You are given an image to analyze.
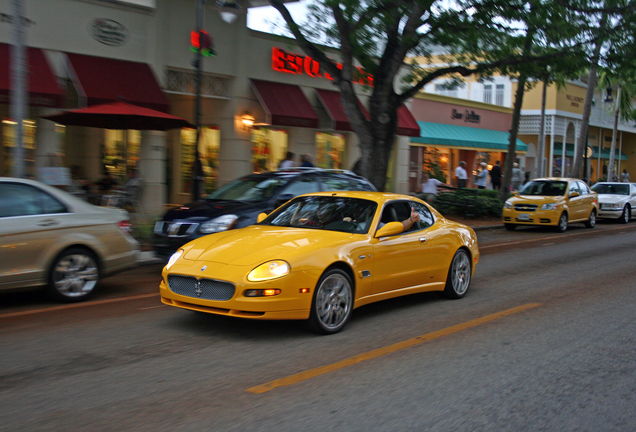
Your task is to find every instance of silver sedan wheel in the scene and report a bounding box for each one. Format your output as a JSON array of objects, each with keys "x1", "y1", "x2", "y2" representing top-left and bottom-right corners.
[
  {"x1": 310, "y1": 270, "x2": 353, "y2": 334},
  {"x1": 50, "y1": 251, "x2": 99, "y2": 301}
]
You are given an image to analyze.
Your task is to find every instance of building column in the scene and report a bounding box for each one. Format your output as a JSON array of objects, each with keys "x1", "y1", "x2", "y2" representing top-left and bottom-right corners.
[
  {"x1": 139, "y1": 130, "x2": 167, "y2": 217},
  {"x1": 34, "y1": 109, "x2": 61, "y2": 177}
]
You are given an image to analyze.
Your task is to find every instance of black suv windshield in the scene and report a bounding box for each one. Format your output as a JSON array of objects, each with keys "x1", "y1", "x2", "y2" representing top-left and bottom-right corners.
[
  {"x1": 519, "y1": 181, "x2": 567, "y2": 196},
  {"x1": 591, "y1": 183, "x2": 629, "y2": 195},
  {"x1": 260, "y1": 196, "x2": 378, "y2": 234},
  {"x1": 207, "y1": 174, "x2": 292, "y2": 202}
]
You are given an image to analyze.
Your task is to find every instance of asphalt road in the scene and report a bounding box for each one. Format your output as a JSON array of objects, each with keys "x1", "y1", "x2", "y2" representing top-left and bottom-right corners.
[{"x1": 1, "y1": 221, "x2": 635, "y2": 431}]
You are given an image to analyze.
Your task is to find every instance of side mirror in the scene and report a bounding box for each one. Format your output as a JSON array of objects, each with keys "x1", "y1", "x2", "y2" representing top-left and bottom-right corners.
[
  {"x1": 569, "y1": 191, "x2": 580, "y2": 198},
  {"x1": 257, "y1": 213, "x2": 268, "y2": 223},
  {"x1": 375, "y1": 221, "x2": 404, "y2": 238}
]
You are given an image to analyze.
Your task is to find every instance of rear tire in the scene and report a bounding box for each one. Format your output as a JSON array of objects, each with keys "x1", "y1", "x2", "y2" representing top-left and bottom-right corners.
[
  {"x1": 47, "y1": 247, "x2": 100, "y2": 303},
  {"x1": 443, "y1": 249, "x2": 471, "y2": 299},
  {"x1": 504, "y1": 223, "x2": 516, "y2": 231},
  {"x1": 620, "y1": 205, "x2": 631, "y2": 224},
  {"x1": 308, "y1": 269, "x2": 353, "y2": 335},
  {"x1": 555, "y1": 212, "x2": 568, "y2": 233},
  {"x1": 584, "y1": 209, "x2": 596, "y2": 228}
]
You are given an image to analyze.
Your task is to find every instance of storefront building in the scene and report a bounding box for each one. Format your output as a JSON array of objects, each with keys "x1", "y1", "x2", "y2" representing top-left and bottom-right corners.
[
  {"x1": 0, "y1": 0, "x2": 420, "y2": 216},
  {"x1": 407, "y1": 93, "x2": 528, "y2": 191}
]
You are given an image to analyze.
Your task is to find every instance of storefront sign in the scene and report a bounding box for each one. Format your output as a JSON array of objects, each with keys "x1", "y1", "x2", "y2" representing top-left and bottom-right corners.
[
  {"x1": 90, "y1": 18, "x2": 128, "y2": 46},
  {"x1": 451, "y1": 109, "x2": 481, "y2": 124},
  {"x1": 566, "y1": 94, "x2": 584, "y2": 107},
  {"x1": 272, "y1": 47, "x2": 373, "y2": 86}
]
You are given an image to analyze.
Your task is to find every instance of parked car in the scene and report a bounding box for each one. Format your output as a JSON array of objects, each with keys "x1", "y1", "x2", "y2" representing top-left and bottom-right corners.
[
  {"x1": 590, "y1": 182, "x2": 636, "y2": 223},
  {"x1": 0, "y1": 178, "x2": 140, "y2": 302},
  {"x1": 153, "y1": 168, "x2": 376, "y2": 260},
  {"x1": 502, "y1": 177, "x2": 598, "y2": 232},
  {"x1": 160, "y1": 191, "x2": 479, "y2": 334}
]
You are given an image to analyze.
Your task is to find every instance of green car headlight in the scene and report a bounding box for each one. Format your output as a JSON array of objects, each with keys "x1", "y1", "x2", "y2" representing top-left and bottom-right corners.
[{"x1": 248, "y1": 260, "x2": 290, "y2": 282}]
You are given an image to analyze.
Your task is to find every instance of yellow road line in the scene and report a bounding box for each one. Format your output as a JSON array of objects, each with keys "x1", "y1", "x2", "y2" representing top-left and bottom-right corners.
[
  {"x1": 246, "y1": 302, "x2": 541, "y2": 394},
  {"x1": 0, "y1": 293, "x2": 159, "y2": 319}
]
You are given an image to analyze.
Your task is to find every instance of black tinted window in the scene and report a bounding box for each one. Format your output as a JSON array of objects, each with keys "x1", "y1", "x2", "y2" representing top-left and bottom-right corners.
[
  {"x1": 280, "y1": 176, "x2": 321, "y2": 197},
  {"x1": 0, "y1": 183, "x2": 67, "y2": 217}
]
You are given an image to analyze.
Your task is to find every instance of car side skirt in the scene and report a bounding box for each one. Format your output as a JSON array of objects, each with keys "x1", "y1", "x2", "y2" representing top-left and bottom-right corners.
[{"x1": 354, "y1": 282, "x2": 446, "y2": 309}]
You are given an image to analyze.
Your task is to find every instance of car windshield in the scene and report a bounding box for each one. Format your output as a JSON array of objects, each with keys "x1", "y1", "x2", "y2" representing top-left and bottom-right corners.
[
  {"x1": 260, "y1": 196, "x2": 378, "y2": 234},
  {"x1": 519, "y1": 181, "x2": 567, "y2": 196},
  {"x1": 206, "y1": 175, "x2": 291, "y2": 203},
  {"x1": 591, "y1": 183, "x2": 629, "y2": 195}
]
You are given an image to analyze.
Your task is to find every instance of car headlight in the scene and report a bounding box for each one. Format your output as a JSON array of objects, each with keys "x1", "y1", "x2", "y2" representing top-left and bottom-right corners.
[
  {"x1": 541, "y1": 203, "x2": 558, "y2": 210},
  {"x1": 166, "y1": 249, "x2": 183, "y2": 270},
  {"x1": 199, "y1": 214, "x2": 238, "y2": 234},
  {"x1": 247, "y1": 260, "x2": 290, "y2": 282},
  {"x1": 504, "y1": 201, "x2": 512, "y2": 209},
  {"x1": 603, "y1": 203, "x2": 621, "y2": 209}
]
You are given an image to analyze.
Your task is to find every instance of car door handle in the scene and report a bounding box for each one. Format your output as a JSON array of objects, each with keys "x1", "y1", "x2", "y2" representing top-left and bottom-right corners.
[
  {"x1": 419, "y1": 237, "x2": 427, "y2": 243},
  {"x1": 38, "y1": 219, "x2": 59, "y2": 227}
]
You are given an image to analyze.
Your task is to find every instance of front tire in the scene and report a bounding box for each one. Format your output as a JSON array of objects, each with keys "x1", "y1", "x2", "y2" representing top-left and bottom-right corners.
[
  {"x1": 556, "y1": 212, "x2": 568, "y2": 233},
  {"x1": 47, "y1": 247, "x2": 100, "y2": 303},
  {"x1": 443, "y1": 249, "x2": 471, "y2": 299},
  {"x1": 308, "y1": 269, "x2": 353, "y2": 335},
  {"x1": 620, "y1": 205, "x2": 631, "y2": 224},
  {"x1": 584, "y1": 209, "x2": 596, "y2": 228}
]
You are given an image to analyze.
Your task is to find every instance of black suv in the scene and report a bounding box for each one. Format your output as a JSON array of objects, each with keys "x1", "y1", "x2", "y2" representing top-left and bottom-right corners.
[{"x1": 153, "y1": 168, "x2": 376, "y2": 259}]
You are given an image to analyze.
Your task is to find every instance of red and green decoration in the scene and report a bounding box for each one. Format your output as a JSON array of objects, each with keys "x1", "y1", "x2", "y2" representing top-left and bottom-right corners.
[{"x1": 191, "y1": 30, "x2": 215, "y2": 57}]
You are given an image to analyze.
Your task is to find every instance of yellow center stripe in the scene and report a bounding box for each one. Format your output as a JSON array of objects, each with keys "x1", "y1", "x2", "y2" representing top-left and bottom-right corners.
[{"x1": 246, "y1": 303, "x2": 541, "y2": 394}]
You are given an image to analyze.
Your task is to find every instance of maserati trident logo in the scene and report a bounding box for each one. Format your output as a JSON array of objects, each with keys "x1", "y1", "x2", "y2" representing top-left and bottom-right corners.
[{"x1": 194, "y1": 279, "x2": 203, "y2": 297}]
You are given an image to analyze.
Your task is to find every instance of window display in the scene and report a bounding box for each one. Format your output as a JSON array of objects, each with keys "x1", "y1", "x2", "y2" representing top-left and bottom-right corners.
[
  {"x1": 316, "y1": 132, "x2": 345, "y2": 169},
  {"x1": 251, "y1": 128, "x2": 288, "y2": 172},
  {"x1": 180, "y1": 127, "x2": 220, "y2": 194}
]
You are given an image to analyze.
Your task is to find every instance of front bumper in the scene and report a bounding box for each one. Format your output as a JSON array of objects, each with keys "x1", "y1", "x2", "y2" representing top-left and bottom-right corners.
[
  {"x1": 159, "y1": 259, "x2": 317, "y2": 320},
  {"x1": 597, "y1": 208, "x2": 623, "y2": 219},
  {"x1": 502, "y1": 208, "x2": 560, "y2": 226}
]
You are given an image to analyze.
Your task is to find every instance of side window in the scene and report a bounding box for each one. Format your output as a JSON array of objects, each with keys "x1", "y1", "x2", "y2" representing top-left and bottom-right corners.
[
  {"x1": 568, "y1": 182, "x2": 580, "y2": 195},
  {"x1": 0, "y1": 183, "x2": 66, "y2": 217},
  {"x1": 577, "y1": 181, "x2": 590, "y2": 195},
  {"x1": 410, "y1": 201, "x2": 435, "y2": 229},
  {"x1": 320, "y1": 174, "x2": 350, "y2": 191},
  {"x1": 280, "y1": 176, "x2": 320, "y2": 197},
  {"x1": 346, "y1": 178, "x2": 375, "y2": 191}
]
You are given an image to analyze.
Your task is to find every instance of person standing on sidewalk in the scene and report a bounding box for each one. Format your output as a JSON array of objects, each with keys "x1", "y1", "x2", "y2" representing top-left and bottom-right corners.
[
  {"x1": 490, "y1": 160, "x2": 502, "y2": 190},
  {"x1": 455, "y1": 161, "x2": 468, "y2": 188},
  {"x1": 511, "y1": 162, "x2": 523, "y2": 191},
  {"x1": 476, "y1": 162, "x2": 489, "y2": 189}
]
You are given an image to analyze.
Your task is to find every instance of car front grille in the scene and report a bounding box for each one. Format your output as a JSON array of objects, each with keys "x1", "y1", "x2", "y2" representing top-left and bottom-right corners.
[
  {"x1": 155, "y1": 221, "x2": 200, "y2": 237},
  {"x1": 514, "y1": 204, "x2": 538, "y2": 212},
  {"x1": 167, "y1": 275, "x2": 235, "y2": 301}
]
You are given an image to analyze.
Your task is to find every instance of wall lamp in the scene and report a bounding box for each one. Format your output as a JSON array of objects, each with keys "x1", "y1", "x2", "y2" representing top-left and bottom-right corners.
[
  {"x1": 604, "y1": 87, "x2": 614, "y2": 103},
  {"x1": 241, "y1": 111, "x2": 255, "y2": 130}
]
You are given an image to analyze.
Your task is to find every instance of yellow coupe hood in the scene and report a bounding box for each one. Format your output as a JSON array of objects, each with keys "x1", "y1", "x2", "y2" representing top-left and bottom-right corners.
[{"x1": 183, "y1": 225, "x2": 353, "y2": 265}]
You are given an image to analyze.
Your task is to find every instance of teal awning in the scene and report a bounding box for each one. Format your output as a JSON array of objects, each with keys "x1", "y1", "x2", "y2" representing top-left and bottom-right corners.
[
  {"x1": 554, "y1": 143, "x2": 627, "y2": 161},
  {"x1": 411, "y1": 121, "x2": 528, "y2": 152}
]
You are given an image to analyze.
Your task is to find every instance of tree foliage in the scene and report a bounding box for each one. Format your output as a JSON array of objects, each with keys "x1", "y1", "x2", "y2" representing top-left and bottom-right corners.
[{"x1": 268, "y1": 0, "x2": 636, "y2": 192}]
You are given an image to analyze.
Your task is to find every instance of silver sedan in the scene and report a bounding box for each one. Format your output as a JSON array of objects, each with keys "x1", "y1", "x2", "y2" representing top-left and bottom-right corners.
[
  {"x1": 0, "y1": 177, "x2": 139, "y2": 302},
  {"x1": 590, "y1": 182, "x2": 636, "y2": 223}
]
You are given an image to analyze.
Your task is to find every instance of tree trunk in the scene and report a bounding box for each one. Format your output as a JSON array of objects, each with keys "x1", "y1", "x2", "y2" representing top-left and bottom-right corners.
[
  {"x1": 607, "y1": 85, "x2": 621, "y2": 182},
  {"x1": 499, "y1": 72, "x2": 528, "y2": 201},
  {"x1": 571, "y1": 40, "x2": 603, "y2": 178},
  {"x1": 537, "y1": 80, "x2": 547, "y2": 178}
]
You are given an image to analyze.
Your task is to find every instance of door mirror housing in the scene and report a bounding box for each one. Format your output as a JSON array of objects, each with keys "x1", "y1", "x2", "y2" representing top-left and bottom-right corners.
[
  {"x1": 375, "y1": 221, "x2": 404, "y2": 238},
  {"x1": 257, "y1": 213, "x2": 268, "y2": 223},
  {"x1": 569, "y1": 191, "x2": 580, "y2": 198}
]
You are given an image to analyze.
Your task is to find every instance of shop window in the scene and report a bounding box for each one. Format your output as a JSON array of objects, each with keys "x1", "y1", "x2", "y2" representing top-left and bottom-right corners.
[
  {"x1": 316, "y1": 132, "x2": 345, "y2": 169},
  {"x1": 251, "y1": 128, "x2": 288, "y2": 172},
  {"x1": 180, "y1": 127, "x2": 221, "y2": 194},
  {"x1": 103, "y1": 130, "x2": 141, "y2": 182},
  {"x1": 1, "y1": 119, "x2": 37, "y2": 178}
]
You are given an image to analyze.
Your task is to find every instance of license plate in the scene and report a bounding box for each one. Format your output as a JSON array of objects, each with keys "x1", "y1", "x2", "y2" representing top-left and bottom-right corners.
[{"x1": 518, "y1": 213, "x2": 530, "y2": 221}]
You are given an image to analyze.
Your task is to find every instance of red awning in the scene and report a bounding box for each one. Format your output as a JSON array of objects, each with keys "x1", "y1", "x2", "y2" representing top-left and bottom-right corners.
[
  {"x1": 66, "y1": 52, "x2": 169, "y2": 113},
  {"x1": 250, "y1": 79, "x2": 319, "y2": 129},
  {"x1": 0, "y1": 43, "x2": 64, "y2": 108},
  {"x1": 397, "y1": 104, "x2": 420, "y2": 137},
  {"x1": 315, "y1": 88, "x2": 369, "y2": 132}
]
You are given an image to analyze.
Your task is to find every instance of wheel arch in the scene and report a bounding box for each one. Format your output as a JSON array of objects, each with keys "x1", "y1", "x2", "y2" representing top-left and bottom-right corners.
[{"x1": 320, "y1": 262, "x2": 356, "y2": 298}]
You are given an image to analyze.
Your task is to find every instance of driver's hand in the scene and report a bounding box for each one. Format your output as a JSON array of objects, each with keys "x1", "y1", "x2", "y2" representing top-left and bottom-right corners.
[{"x1": 410, "y1": 207, "x2": 420, "y2": 222}]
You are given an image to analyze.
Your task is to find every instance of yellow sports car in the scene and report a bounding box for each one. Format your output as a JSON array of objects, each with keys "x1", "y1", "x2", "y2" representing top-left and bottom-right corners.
[
  {"x1": 502, "y1": 178, "x2": 598, "y2": 232},
  {"x1": 160, "y1": 191, "x2": 479, "y2": 334}
]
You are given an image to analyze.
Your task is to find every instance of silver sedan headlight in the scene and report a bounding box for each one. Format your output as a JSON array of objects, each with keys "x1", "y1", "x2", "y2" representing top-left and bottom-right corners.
[
  {"x1": 199, "y1": 214, "x2": 238, "y2": 234},
  {"x1": 504, "y1": 201, "x2": 512, "y2": 209},
  {"x1": 602, "y1": 203, "x2": 621, "y2": 209},
  {"x1": 541, "y1": 203, "x2": 558, "y2": 210}
]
